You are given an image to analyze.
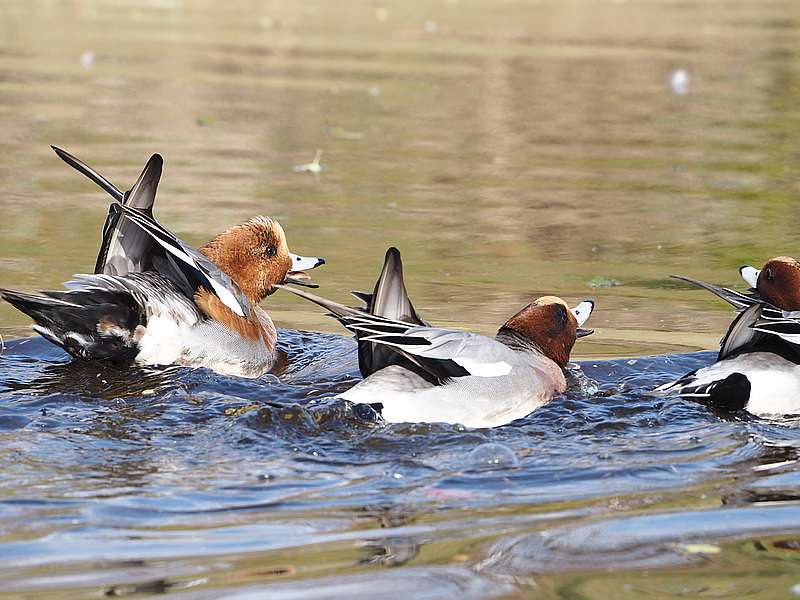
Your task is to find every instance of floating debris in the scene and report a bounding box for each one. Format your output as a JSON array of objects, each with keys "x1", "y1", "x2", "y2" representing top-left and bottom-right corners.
[
  {"x1": 293, "y1": 149, "x2": 324, "y2": 174},
  {"x1": 669, "y1": 68, "x2": 690, "y2": 95},
  {"x1": 587, "y1": 275, "x2": 623, "y2": 288},
  {"x1": 195, "y1": 116, "x2": 214, "y2": 127},
  {"x1": 80, "y1": 51, "x2": 95, "y2": 69},
  {"x1": 424, "y1": 20, "x2": 439, "y2": 34},
  {"x1": 368, "y1": 85, "x2": 381, "y2": 97},
  {"x1": 674, "y1": 543, "x2": 721, "y2": 555},
  {"x1": 259, "y1": 15, "x2": 281, "y2": 30},
  {"x1": 224, "y1": 403, "x2": 262, "y2": 417},
  {"x1": 326, "y1": 126, "x2": 364, "y2": 140}
]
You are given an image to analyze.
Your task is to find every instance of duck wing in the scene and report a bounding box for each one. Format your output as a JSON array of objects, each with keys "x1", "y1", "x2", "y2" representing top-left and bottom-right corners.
[
  {"x1": 51, "y1": 146, "x2": 163, "y2": 277},
  {"x1": 112, "y1": 203, "x2": 251, "y2": 318}
]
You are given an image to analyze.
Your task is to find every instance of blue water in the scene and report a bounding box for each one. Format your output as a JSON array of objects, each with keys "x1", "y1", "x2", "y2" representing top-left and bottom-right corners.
[{"x1": 1, "y1": 333, "x2": 800, "y2": 598}]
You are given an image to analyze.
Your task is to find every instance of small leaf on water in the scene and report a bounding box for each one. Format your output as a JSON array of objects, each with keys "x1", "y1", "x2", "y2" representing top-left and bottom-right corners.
[{"x1": 675, "y1": 543, "x2": 721, "y2": 554}]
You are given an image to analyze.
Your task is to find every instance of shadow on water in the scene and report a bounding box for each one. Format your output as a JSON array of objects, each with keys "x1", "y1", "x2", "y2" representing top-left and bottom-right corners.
[{"x1": 1, "y1": 332, "x2": 800, "y2": 598}]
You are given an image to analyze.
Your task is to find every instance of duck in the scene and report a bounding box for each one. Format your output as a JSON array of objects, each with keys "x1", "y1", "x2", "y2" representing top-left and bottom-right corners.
[
  {"x1": 0, "y1": 148, "x2": 325, "y2": 378},
  {"x1": 277, "y1": 247, "x2": 595, "y2": 428},
  {"x1": 654, "y1": 258, "x2": 800, "y2": 415}
]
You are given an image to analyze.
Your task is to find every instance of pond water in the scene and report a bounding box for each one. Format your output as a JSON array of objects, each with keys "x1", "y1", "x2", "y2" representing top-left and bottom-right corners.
[{"x1": 1, "y1": 0, "x2": 800, "y2": 597}]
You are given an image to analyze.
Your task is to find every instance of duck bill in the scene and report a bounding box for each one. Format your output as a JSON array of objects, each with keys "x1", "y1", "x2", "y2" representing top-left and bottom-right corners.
[
  {"x1": 284, "y1": 253, "x2": 326, "y2": 288},
  {"x1": 571, "y1": 300, "x2": 595, "y2": 340},
  {"x1": 739, "y1": 265, "x2": 760, "y2": 291}
]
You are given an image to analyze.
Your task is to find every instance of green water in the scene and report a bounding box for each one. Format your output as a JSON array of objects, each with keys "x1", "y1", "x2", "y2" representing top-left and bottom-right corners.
[{"x1": 2, "y1": 0, "x2": 799, "y2": 355}]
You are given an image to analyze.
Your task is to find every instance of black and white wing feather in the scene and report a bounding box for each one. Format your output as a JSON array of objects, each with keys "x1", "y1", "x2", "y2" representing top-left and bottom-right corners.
[
  {"x1": 718, "y1": 303, "x2": 766, "y2": 360},
  {"x1": 95, "y1": 154, "x2": 163, "y2": 276},
  {"x1": 352, "y1": 247, "x2": 429, "y2": 326},
  {"x1": 51, "y1": 146, "x2": 163, "y2": 277},
  {"x1": 350, "y1": 247, "x2": 430, "y2": 378},
  {"x1": 112, "y1": 204, "x2": 251, "y2": 318},
  {"x1": 750, "y1": 305, "x2": 800, "y2": 345},
  {"x1": 277, "y1": 285, "x2": 513, "y2": 384}
]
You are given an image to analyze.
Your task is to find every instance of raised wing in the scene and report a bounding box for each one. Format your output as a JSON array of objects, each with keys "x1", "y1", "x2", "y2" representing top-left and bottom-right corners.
[
  {"x1": 349, "y1": 247, "x2": 430, "y2": 378},
  {"x1": 113, "y1": 204, "x2": 251, "y2": 318},
  {"x1": 671, "y1": 274, "x2": 800, "y2": 349},
  {"x1": 51, "y1": 146, "x2": 163, "y2": 277},
  {"x1": 95, "y1": 154, "x2": 163, "y2": 276},
  {"x1": 353, "y1": 247, "x2": 428, "y2": 325}
]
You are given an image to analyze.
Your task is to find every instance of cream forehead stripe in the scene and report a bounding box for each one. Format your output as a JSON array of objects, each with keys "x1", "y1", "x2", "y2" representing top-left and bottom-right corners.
[{"x1": 533, "y1": 296, "x2": 568, "y2": 307}]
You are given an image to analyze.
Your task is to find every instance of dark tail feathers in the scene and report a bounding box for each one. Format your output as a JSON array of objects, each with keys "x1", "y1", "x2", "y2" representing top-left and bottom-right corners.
[{"x1": 0, "y1": 287, "x2": 146, "y2": 363}]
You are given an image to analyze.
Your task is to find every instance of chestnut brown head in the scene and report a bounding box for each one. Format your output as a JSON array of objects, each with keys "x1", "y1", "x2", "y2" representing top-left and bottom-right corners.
[
  {"x1": 200, "y1": 216, "x2": 324, "y2": 302},
  {"x1": 497, "y1": 296, "x2": 594, "y2": 367},
  {"x1": 741, "y1": 256, "x2": 800, "y2": 311}
]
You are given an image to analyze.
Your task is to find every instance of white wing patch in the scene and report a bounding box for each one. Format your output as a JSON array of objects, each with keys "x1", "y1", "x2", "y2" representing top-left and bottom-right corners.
[{"x1": 453, "y1": 357, "x2": 512, "y2": 377}]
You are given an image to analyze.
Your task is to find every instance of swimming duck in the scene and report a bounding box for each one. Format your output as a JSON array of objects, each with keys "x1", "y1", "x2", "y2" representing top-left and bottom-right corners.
[
  {"x1": 654, "y1": 259, "x2": 800, "y2": 415},
  {"x1": 277, "y1": 247, "x2": 594, "y2": 428},
  {"x1": 0, "y1": 149, "x2": 324, "y2": 377}
]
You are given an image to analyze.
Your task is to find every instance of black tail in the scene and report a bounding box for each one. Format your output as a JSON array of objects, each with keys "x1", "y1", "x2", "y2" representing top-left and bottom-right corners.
[
  {"x1": 354, "y1": 247, "x2": 428, "y2": 326},
  {"x1": 0, "y1": 286, "x2": 146, "y2": 364},
  {"x1": 277, "y1": 247, "x2": 433, "y2": 381},
  {"x1": 349, "y1": 248, "x2": 427, "y2": 377}
]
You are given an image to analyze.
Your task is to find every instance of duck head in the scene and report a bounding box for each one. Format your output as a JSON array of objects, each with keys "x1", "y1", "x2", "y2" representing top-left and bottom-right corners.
[
  {"x1": 741, "y1": 256, "x2": 800, "y2": 311},
  {"x1": 200, "y1": 216, "x2": 324, "y2": 303},
  {"x1": 496, "y1": 296, "x2": 594, "y2": 367}
]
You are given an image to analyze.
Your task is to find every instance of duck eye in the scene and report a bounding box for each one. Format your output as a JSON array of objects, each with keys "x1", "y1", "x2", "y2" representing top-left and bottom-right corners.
[
  {"x1": 555, "y1": 305, "x2": 568, "y2": 327},
  {"x1": 265, "y1": 245, "x2": 277, "y2": 258}
]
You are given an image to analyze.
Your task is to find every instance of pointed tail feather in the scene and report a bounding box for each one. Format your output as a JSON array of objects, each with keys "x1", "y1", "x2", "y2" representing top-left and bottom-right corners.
[
  {"x1": 670, "y1": 275, "x2": 759, "y2": 310},
  {"x1": 273, "y1": 284, "x2": 365, "y2": 322},
  {"x1": 51, "y1": 145, "x2": 124, "y2": 202},
  {"x1": 370, "y1": 247, "x2": 428, "y2": 326}
]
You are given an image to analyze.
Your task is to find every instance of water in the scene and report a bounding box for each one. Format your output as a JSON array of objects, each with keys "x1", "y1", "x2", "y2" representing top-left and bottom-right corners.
[{"x1": 1, "y1": 0, "x2": 800, "y2": 597}]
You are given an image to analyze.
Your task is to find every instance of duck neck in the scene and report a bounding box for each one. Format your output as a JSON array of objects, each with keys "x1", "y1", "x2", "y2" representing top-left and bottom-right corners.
[{"x1": 495, "y1": 327, "x2": 544, "y2": 356}]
